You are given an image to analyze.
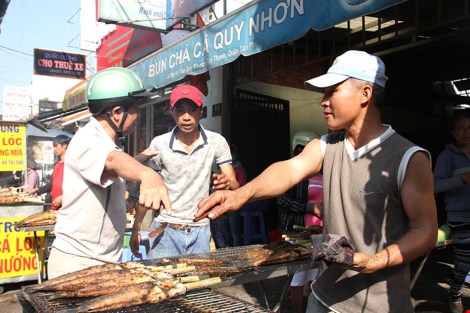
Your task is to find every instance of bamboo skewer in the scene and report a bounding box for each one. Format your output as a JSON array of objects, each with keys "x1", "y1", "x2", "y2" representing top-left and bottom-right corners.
[
  {"x1": 183, "y1": 277, "x2": 222, "y2": 291},
  {"x1": 179, "y1": 275, "x2": 211, "y2": 283},
  {"x1": 149, "y1": 263, "x2": 188, "y2": 271},
  {"x1": 165, "y1": 265, "x2": 196, "y2": 275}
]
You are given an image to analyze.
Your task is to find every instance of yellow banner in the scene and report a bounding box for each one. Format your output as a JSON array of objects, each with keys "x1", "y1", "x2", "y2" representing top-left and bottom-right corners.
[
  {"x1": 0, "y1": 217, "x2": 45, "y2": 279},
  {"x1": 0, "y1": 122, "x2": 27, "y2": 172}
]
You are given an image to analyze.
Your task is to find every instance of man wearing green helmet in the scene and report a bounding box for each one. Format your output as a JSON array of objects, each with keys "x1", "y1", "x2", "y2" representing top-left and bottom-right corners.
[{"x1": 48, "y1": 67, "x2": 171, "y2": 279}]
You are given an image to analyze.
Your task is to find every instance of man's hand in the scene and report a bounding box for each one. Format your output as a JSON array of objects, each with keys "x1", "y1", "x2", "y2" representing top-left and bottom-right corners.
[
  {"x1": 130, "y1": 229, "x2": 142, "y2": 258},
  {"x1": 348, "y1": 250, "x2": 392, "y2": 274},
  {"x1": 461, "y1": 171, "x2": 470, "y2": 184},
  {"x1": 26, "y1": 188, "x2": 39, "y2": 195},
  {"x1": 52, "y1": 195, "x2": 63, "y2": 208},
  {"x1": 197, "y1": 189, "x2": 248, "y2": 220},
  {"x1": 212, "y1": 173, "x2": 231, "y2": 190},
  {"x1": 139, "y1": 170, "x2": 172, "y2": 214},
  {"x1": 134, "y1": 148, "x2": 159, "y2": 163}
]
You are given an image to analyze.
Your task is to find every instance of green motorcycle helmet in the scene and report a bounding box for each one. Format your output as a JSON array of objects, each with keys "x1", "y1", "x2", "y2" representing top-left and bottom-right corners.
[{"x1": 86, "y1": 67, "x2": 153, "y2": 115}]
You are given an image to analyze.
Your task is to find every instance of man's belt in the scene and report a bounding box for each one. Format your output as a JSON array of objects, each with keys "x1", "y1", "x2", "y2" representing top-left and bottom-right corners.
[{"x1": 148, "y1": 222, "x2": 195, "y2": 238}]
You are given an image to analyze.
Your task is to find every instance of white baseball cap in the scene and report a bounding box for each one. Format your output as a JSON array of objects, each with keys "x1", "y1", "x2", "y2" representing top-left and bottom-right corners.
[{"x1": 305, "y1": 50, "x2": 388, "y2": 91}]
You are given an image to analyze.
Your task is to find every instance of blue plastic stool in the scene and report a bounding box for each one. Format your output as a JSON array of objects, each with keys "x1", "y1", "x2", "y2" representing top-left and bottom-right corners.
[
  {"x1": 122, "y1": 245, "x2": 147, "y2": 262},
  {"x1": 121, "y1": 231, "x2": 149, "y2": 262},
  {"x1": 241, "y1": 200, "x2": 269, "y2": 245}
]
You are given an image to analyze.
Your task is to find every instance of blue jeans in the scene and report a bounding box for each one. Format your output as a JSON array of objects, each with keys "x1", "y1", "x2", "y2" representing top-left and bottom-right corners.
[
  {"x1": 148, "y1": 221, "x2": 211, "y2": 259},
  {"x1": 220, "y1": 211, "x2": 242, "y2": 247}
]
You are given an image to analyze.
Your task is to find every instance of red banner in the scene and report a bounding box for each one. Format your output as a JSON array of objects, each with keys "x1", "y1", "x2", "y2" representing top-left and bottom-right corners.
[{"x1": 97, "y1": 25, "x2": 162, "y2": 71}]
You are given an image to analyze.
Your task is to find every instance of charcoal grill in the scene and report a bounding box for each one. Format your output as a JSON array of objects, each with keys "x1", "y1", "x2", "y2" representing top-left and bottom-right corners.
[
  {"x1": 21, "y1": 244, "x2": 316, "y2": 312},
  {"x1": 145, "y1": 244, "x2": 316, "y2": 286},
  {"x1": 21, "y1": 287, "x2": 272, "y2": 313},
  {"x1": 145, "y1": 244, "x2": 317, "y2": 312}
]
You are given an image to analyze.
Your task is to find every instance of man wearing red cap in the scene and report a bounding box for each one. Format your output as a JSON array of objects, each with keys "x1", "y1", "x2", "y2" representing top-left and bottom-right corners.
[{"x1": 131, "y1": 84, "x2": 239, "y2": 258}]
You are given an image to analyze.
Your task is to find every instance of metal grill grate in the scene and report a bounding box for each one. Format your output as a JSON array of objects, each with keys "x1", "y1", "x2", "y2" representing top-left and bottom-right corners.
[
  {"x1": 21, "y1": 287, "x2": 273, "y2": 313},
  {"x1": 145, "y1": 244, "x2": 312, "y2": 271},
  {"x1": 21, "y1": 244, "x2": 315, "y2": 312}
]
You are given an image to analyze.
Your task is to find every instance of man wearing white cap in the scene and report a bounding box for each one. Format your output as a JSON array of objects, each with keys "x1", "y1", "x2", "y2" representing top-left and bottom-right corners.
[{"x1": 197, "y1": 50, "x2": 437, "y2": 312}]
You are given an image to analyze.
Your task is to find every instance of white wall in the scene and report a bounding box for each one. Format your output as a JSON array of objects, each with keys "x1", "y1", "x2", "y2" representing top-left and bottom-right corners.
[{"x1": 199, "y1": 67, "x2": 223, "y2": 133}]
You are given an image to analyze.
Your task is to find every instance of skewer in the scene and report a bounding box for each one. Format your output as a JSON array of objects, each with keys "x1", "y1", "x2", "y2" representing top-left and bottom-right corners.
[
  {"x1": 289, "y1": 239, "x2": 312, "y2": 245},
  {"x1": 183, "y1": 277, "x2": 222, "y2": 291},
  {"x1": 165, "y1": 265, "x2": 196, "y2": 275},
  {"x1": 179, "y1": 275, "x2": 210, "y2": 283},
  {"x1": 148, "y1": 263, "x2": 188, "y2": 271}
]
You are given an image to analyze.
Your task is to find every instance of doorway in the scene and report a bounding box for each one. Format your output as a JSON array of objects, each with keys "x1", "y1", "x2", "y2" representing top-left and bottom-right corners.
[{"x1": 229, "y1": 89, "x2": 290, "y2": 182}]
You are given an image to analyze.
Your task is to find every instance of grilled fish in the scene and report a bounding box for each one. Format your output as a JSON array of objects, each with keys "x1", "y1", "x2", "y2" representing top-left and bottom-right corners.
[
  {"x1": 162, "y1": 257, "x2": 226, "y2": 266},
  {"x1": 39, "y1": 267, "x2": 173, "y2": 292},
  {"x1": 28, "y1": 263, "x2": 123, "y2": 293},
  {"x1": 16, "y1": 210, "x2": 56, "y2": 227},
  {"x1": 192, "y1": 266, "x2": 245, "y2": 277},
  {"x1": 76, "y1": 277, "x2": 222, "y2": 312},
  {"x1": 238, "y1": 240, "x2": 311, "y2": 266},
  {"x1": 76, "y1": 281, "x2": 186, "y2": 312},
  {"x1": 47, "y1": 272, "x2": 173, "y2": 299}
]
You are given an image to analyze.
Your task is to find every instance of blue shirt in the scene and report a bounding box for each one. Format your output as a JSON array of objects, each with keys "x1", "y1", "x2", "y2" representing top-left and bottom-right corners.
[{"x1": 434, "y1": 143, "x2": 470, "y2": 222}]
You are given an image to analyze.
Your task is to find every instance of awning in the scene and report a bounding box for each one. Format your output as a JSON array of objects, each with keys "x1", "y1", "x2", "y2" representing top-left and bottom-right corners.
[
  {"x1": 130, "y1": 0, "x2": 404, "y2": 90},
  {"x1": 26, "y1": 124, "x2": 72, "y2": 138},
  {"x1": 37, "y1": 105, "x2": 89, "y2": 124},
  {"x1": 62, "y1": 109, "x2": 92, "y2": 126}
]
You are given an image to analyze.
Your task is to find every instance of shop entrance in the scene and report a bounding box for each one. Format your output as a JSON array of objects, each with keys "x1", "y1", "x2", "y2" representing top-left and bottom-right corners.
[{"x1": 230, "y1": 89, "x2": 290, "y2": 182}]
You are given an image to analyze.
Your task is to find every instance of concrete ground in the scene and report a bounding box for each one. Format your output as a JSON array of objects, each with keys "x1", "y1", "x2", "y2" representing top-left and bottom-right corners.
[{"x1": 0, "y1": 243, "x2": 469, "y2": 313}]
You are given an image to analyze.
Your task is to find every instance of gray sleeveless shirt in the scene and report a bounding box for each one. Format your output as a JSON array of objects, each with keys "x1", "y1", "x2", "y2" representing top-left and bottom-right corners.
[{"x1": 312, "y1": 127, "x2": 429, "y2": 313}]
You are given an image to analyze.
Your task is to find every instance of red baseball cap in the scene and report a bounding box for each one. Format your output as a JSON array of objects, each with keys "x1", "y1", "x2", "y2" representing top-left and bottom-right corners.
[{"x1": 170, "y1": 85, "x2": 203, "y2": 108}]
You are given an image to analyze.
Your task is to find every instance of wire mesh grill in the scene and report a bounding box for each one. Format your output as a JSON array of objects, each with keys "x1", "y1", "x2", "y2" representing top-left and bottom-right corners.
[
  {"x1": 21, "y1": 244, "x2": 315, "y2": 312},
  {"x1": 21, "y1": 287, "x2": 272, "y2": 313},
  {"x1": 144, "y1": 244, "x2": 313, "y2": 276}
]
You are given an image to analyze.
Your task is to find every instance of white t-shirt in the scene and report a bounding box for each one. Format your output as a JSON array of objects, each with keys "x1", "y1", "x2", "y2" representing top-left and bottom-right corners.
[{"x1": 53, "y1": 117, "x2": 126, "y2": 263}]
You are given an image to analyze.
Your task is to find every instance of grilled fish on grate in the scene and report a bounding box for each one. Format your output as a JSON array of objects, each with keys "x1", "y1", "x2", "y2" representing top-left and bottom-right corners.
[
  {"x1": 30, "y1": 262, "x2": 162, "y2": 293},
  {"x1": 28, "y1": 263, "x2": 124, "y2": 293},
  {"x1": 46, "y1": 271, "x2": 174, "y2": 300},
  {"x1": 37, "y1": 267, "x2": 180, "y2": 293},
  {"x1": 75, "y1": 281, "x2": 185, "y2": 312},
  {"x1": 75, "y1": 277, "x2": 221, "y2": 312},
  {"x1": 162, "y1": 257, "x2": 226, "y2": 266},
  {"x1": 16, "y1": 210, "x2": 56, "y2": 227},
  {"x1": 190, "y1": 266, "x2": 247, "y2": 278},
  {"x1": 238, "y1": 240, "x2": 312, "y2": 266}
]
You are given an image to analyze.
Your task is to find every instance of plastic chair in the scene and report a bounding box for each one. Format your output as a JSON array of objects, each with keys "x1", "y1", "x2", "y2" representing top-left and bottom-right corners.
[{"x1": 241, "y1": 200, "x2": 269, "y2": 245}]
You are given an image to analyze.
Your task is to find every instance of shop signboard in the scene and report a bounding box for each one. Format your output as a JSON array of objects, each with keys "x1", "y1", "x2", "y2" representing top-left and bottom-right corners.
[
  {"x1": 43, "y1": 141, "x2": 54, "y2": 165},
  {"x1": 63, "y1": 82, "x2": 87, "y2": 111},
  {"x1": 34, "y1": 49, "x2": 86, "y2": 79},
  {"x1": 96, "y1": 24, "x2": 162, "y2": 71},
  {"x1": 0, "y1": 121, "x2": 27, "y2": 172},
  {"x1": 2, "y1": 85, "x2": 30, "y2": 121},
  {"x1": 131, "y1": 0, "x2": 405, "y2": 89},
  {"x1": 97, "y1": 0, "x2": 217, "y2": 31},
  {"x1": 1, "y1": 122, "x2": 45, "y2": 284},
  {"x1": 0, "y1": 216, "x2": 45, "y2": 280}
]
